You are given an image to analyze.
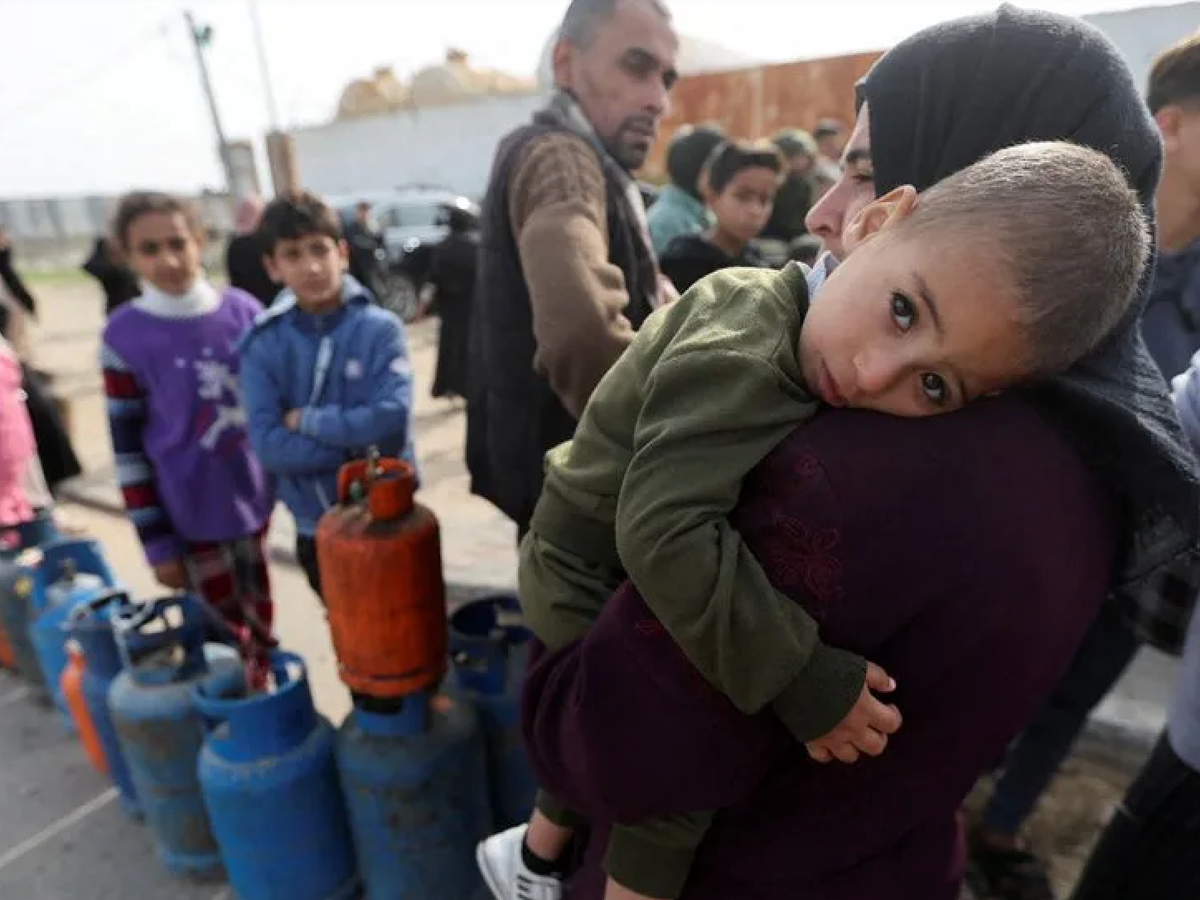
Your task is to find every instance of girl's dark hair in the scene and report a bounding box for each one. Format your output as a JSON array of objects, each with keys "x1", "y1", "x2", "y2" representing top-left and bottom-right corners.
[
  {"x1": 703, "y1": 141, "x2": 784, "y2": 195},
  {"x1": 111, "y1": 191, "x2": 202, "y2": 250}
]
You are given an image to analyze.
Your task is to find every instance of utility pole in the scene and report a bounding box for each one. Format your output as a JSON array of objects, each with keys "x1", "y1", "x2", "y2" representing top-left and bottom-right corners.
[
  {"x1": 184, "y1": 10, "x2": 236, "y2": 196},
  {"x1": 247, "y1": 0, "x2": 281, "y2": 131}
]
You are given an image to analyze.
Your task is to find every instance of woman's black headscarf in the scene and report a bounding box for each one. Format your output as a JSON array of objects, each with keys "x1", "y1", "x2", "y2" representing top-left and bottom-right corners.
[{"x1": 862, "y1": 4, "x2": 1199, "y2": 651}]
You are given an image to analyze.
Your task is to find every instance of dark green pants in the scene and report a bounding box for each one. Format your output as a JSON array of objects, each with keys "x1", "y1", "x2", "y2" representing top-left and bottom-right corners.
[{"x1": 536, "y1": 789, "x2": 713, "y2": 897}]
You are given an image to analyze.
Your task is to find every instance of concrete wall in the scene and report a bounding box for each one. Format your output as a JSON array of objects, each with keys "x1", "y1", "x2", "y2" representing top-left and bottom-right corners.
[
  {"x1": 289, "y1": 92, "x2": 547, "y2": 199},
  {"x1": 0, "y1": 194, "x2": 234, "y2": 269}
]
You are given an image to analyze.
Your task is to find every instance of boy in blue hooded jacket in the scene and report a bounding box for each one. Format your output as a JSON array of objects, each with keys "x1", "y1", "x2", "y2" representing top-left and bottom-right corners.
[{"x1": 239, "y1": 190, "x2": 416, "y2": 597}]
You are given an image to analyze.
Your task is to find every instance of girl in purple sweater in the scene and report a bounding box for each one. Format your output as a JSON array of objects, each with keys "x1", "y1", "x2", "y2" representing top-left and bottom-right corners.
[{"x1": 100, "y1": 192, "x2": 274, "y2": 689}]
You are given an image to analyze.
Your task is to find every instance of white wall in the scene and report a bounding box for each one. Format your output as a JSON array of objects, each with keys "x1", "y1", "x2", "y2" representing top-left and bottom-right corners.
[
  {"x1": 290, "y1": 92, "x2": 547, "y2": 200},
  {"x1": 1086, "y1": 2, "x2": 1200, "y2": 91}
]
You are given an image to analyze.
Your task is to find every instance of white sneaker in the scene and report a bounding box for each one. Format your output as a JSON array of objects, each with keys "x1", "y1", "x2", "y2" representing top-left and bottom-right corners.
[{"x1": 477, "y1": 824, "x2": 564, "y2": 900}]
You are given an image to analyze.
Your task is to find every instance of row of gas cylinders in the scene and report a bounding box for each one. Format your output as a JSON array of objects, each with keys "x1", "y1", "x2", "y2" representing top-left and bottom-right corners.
[{"x1": 0, "y1": 459, "x2": 539, "y2": 900}]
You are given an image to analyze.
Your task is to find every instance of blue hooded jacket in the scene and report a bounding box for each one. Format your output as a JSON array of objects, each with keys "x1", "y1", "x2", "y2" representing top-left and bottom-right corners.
[{"x1": 238, "y1": 275, "x2": 416, "y2": 536}]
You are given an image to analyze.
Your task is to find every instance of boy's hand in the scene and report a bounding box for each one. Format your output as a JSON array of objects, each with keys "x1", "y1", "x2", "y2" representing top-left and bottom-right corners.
[
  {"x1": 805, "y1": 663, "x2": 901, "y2": 765},
  {"x1": 284, "y1": 409, "x2": 302, "y2": 431},
  {"x1": 153, "y1": 559, "x2": 189, "y2": 591}
]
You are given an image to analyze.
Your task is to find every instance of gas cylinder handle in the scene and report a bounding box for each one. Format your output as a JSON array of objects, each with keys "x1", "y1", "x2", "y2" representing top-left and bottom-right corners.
[{"x1": 64, "y1": 587, "x2": 130, "y2": 629}]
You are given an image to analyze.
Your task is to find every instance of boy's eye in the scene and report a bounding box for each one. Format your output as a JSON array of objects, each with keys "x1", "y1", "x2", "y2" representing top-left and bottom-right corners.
[
  {"x1": 920, "y1": 372, "x2": 949, "y2": 406},
  {"x1": 890, "y1": 292, "x2": 916, "y2": 331},
  {"x1": 166, "y1": 237, "x2": 189, "y2": 253},
  {"x1": 135, "y1": 241, "x2": 159, "y2": 256}
]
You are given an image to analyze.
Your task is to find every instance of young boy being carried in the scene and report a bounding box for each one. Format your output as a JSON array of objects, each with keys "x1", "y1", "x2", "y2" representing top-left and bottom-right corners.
[
  {"x1": 239, "y1": 191, "x2": 416, "y2": 600},
  {"x1": 477, "y1": 141, "x2": 1150, "y2": 900}
]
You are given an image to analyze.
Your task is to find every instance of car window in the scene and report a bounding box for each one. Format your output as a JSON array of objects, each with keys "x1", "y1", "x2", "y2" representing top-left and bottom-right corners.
[{"x1": 392, "y1": 203, "x2": 441, "y2": 229}]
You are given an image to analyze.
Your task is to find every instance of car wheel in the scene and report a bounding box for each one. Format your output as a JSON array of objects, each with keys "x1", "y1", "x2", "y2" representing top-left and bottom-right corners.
[{"x1": 377, "y1": 270, "x2": 419, "y2": 321}]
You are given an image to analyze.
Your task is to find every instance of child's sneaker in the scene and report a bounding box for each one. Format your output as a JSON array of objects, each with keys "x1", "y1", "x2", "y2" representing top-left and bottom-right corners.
[{"x1": 477, "y1": 824, "x2": 564, "y2": 900}]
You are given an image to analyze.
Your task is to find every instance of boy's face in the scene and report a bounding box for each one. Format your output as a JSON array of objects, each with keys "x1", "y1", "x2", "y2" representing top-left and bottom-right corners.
[
  {"x1": 710, "y1": 166, "x2": 778, "y2": 245},
  {"x1": 1158, "y1": 103, "x2": 1200, "y2": 195},
  {"x1": 264, "y1": 234, "x2": 348, "y2": 310},
  {"x1": 799, "y1": 188, "x2": 1029, "y2": 418}
]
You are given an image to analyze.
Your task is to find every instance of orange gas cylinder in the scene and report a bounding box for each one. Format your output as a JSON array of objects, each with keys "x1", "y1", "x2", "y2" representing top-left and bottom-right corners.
[
  {"x1": 315, "y1": 453, "x2": 447, "y2": 698},
  {"x1": 60, "y1": 641, "x2": 106, "y2": 774},
  {"x1": 0, "y1": 624, "x2": 16, "y2": 670}
]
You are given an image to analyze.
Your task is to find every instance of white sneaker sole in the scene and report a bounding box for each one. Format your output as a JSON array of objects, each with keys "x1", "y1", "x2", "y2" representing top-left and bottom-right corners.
[{"x1": 476, "y1": 841, "x2": 508, "y2": 900}]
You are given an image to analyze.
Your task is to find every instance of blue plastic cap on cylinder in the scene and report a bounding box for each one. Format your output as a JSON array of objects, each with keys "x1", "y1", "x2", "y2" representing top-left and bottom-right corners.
[
  {"x1": 449, "y1": 594, "x2": 530, "y2": 696},
  {"x1": 192, "y1": 651, "x2": 320, "y2": 762}
]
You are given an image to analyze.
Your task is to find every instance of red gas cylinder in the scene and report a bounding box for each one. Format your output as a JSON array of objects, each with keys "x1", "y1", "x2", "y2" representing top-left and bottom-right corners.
[{"x1": 315, "y1": 453, "x2": 446, "y2": 698}]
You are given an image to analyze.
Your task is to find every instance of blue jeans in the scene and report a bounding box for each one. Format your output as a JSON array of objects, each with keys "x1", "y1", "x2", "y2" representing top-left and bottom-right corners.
[{"x1": 981, "y1": 602, "x2": 1141, "y2": 836}]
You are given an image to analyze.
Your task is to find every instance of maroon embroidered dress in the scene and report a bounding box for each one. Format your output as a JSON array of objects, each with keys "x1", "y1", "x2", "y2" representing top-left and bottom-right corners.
[{"x1": 522, "y1": 395, "x2": 1117, "y2": 900}]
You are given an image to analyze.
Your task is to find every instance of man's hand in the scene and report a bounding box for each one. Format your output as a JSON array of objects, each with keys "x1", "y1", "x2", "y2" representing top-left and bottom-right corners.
[
  {"x1": 283, "y1": 409, "x2": 302, "y2": 431},
  {"x1": 153, "y1": 558, "x2": 189, "y2": 591},
  {"x1": 805, "y1": 663, "x2": 902, "y2": 764}
]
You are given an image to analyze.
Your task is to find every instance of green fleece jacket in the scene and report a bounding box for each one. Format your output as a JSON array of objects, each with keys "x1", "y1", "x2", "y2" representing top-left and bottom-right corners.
[{"x1": 525, "y1": 262, "x2": 867, "y2": 743}]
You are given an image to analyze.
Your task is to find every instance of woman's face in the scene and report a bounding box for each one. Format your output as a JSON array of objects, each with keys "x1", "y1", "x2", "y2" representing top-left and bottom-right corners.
[{"x1": 806, "y1": 105, "x2": 876, "y2": 260}]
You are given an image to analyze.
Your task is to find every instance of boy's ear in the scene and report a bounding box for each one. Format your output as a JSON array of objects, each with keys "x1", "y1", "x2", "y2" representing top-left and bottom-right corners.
[
  {"x1": 337, "y1": 239, "x2": 350, "y2": 265},
  {"x1": 842, "y1": 185, "x2": 918, "y2": 255},
  {"x1": 262, "y1": 252, "x2": 281, "y2": 284}
]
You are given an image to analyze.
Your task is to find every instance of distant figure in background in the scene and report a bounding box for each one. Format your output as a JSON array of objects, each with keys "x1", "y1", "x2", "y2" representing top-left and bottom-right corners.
[
  {"x1": 425, "y1": 201, "x2": 478, "y2": 401},
  {"x1": 344, "y1": 200, "x2": 386, "y2": 300},
  {"x1": 647, "y1": 123, "x2": 726, "y2": 254},
  {"x1": 82, "y1": 236, "x2": 141, "y2": 316},
  {"x1": 814, "y1": 118, "x2": 846, "y2": 166},
  {"x1": 224, "y1": 193, "x2": 280, "y2": 305},
  {"x1": 0, "y1": 227, "x2": 38, "y2": 321},
  {"x1": 788, "y1": 233, "x2": 823, "y2": 267},
  {"x1": 760, "y1": 128, "x2": 818, "y2": 244},
  {"x1": 659, "y1": 140, "x2": 781, "y2": 293}
]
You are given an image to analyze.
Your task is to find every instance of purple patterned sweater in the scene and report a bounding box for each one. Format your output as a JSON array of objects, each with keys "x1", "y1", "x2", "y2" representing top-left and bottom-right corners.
[{"x1": 522, "y1": 395, "x2": 1117, "y2": 900}]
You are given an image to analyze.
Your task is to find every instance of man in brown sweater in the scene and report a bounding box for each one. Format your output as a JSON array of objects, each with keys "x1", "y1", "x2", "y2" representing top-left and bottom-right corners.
[{"x1": 466, "y1": 0, "x2": 679, "y2": 536}]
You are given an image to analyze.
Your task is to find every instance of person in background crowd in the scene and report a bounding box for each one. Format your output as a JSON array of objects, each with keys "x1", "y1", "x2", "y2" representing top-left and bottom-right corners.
[
  {"x1": 1063, "y1": 32, "x2": 1200, "y2": 900},
  {"x1": 522, "y1": 7, "x2": 1199, "y2": 898},
  {"x1": 814, "y1": 118, "x2": 846, "y2": 165},
  {"x1": 659, "y1": 139, "x2": 781, "y2": 293},
  {"x1": 0, "y1": 276, "x2": 82, "y2": 495},
  {"x1": 425, "y1": 200, "x2": 479, "y2": 401},
  {"x1": 344, "y1": 200, "x2": 386, "y2": 301},
  {"x1": 1140, "y1": 33, "x2": 1200, "y2": 380},
  {"x1": 0, "y1": 227, "x2": 37, "y2": 321},
  {"x1": 0, "y1": 332, "x2": 57, "y2": 546},
  {"x1": 100, "y1": 191, "x2": 274, "y2": 690},
  {"x1": 646, "y1": 123, "x2": 725, "y2": 254},
  {"x1": 968, "y1": 31, "x2": 1200, "y2": 900},
  {"x1": 788, "y1": 233, "x2": 823, "y2": 267},
  {"x1": 760, "y1": 128, "x2": 817, "y2": 244},
  {"x1": 466, "y1": 0, "x2": 679, "y2": 538},
  {"x1": 82, "y1": 235, "x2": 141, "y2": 317},
  {"x1": 239, "y1": 191, "x2": 415, "y2": 603},
  {"x1": 225, "y1": 193, "x2": 280, "y2": 306}
]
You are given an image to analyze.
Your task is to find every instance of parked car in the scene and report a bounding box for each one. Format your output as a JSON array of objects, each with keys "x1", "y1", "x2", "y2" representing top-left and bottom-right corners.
[{"x1": 329, "y1": 186, "x2": 478, "y2": 321}]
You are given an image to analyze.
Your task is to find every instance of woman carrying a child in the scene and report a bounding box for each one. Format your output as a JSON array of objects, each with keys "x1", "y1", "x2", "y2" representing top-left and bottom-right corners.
[{"x1": 513, "y1": 7, "x2": 1200, "y2": 900}]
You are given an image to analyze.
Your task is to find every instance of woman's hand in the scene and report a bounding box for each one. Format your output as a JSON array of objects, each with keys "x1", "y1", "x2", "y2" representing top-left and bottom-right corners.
[
  {"x1": 153, "y1": 558, "x2": 189, "y2": 591},
  {"x1": 805, "y1": 663, "x2": 902, "y2": 764}
]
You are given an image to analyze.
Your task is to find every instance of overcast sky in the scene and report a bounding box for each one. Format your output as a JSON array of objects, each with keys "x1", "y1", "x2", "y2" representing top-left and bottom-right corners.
[{"x1": 0, "y1": 0, "x2": 1175, "y2": 196}]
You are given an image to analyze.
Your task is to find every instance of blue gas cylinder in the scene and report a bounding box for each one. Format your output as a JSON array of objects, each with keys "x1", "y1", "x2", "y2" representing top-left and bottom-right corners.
[
  {"x1": 337, "y1": 692, "x2": 492, "y2": 900},
  {"x1": 68, "y1": 589, "x2": 140, "y2": 817},
  {"x1": 194, "y1": 651, "x2": 358, "y2": 900},
  {"x1": 29, "y1": 539, "x2": 115, "y2": 726},
  {"x1": 108, "y1": 594, "x2": 245, "y2": 880},
  {"x1": 449, "y1": 594, "x2": 537, "y2": 829},
  {"x1": 0, "y1": 512, "x2": 60, "y2": 690}
]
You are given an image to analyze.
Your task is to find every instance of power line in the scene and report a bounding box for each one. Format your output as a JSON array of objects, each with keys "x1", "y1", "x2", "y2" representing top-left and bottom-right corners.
[{"x1": 0, "y1": 17, "x2": 176, "y2": 122}]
